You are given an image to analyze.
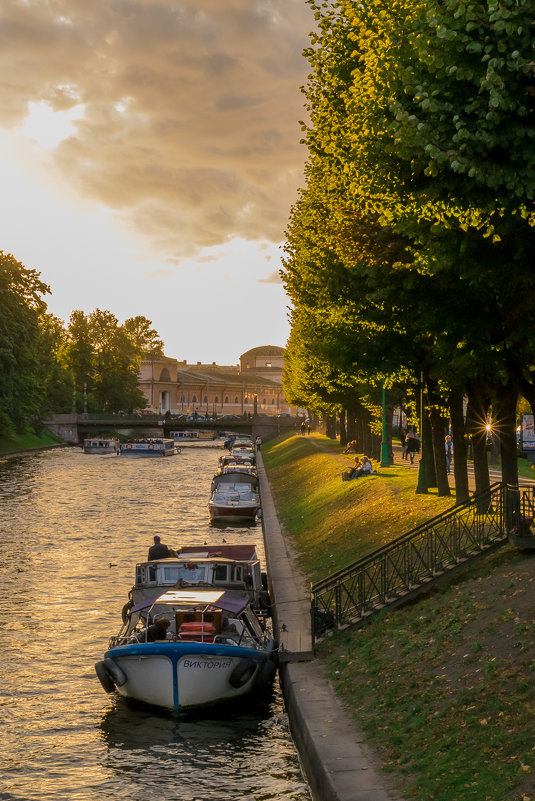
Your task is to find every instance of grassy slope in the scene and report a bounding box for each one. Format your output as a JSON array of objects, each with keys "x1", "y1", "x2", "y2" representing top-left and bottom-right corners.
[
  {"x1": 0, "y1": 430, "x2": 63, "y2": 455},
  {"x1": 263, "y1": 434, "x2": 535, "y2": 801}
]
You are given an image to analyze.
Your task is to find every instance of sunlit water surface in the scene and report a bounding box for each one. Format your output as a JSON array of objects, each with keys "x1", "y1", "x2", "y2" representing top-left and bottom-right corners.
[{"x1": 0, "y1": 446, "x2": 311, "y2": 801}]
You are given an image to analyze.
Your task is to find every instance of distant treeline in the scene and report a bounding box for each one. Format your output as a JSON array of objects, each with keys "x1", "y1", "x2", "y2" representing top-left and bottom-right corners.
[{"x1": 0, "y1": 250, "x2": 163, "y2": 438}]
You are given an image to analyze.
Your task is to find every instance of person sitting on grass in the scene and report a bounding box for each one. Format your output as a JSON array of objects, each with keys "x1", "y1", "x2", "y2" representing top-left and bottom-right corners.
[
  {"x1": 347, "y1": 456, "x2": 374, "y2": 479},
  {"x1": 356, "y1": 456, "x2": 374, "y2": 476},
  {"x1": 347, "y1": 456, "x2": 362, "y2": 478},
  {"x1": 344, "y1": 440, "x2": 358, "y2": 454}
]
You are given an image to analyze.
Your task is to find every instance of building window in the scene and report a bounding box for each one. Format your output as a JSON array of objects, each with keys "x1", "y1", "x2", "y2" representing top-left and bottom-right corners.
[
  {"x1": 192, "y1": 395, "x2": 197, "y2": 403},
  {"x1": 180, "y1": 394, "x2": 185, "y2": 403},
  {"x1": 214, "y1": 396, "x2": 219, "y2": 404},
  {"x1": 263, "y1": 398, "x2": 266, "y2": 405},
  {"x1": 235, "y1": 396, "x2": 239, "y2": 404},
  {"x1": 244, "y1": 397, "x2": 249, "y2": 404},
  {"x1": 266, "y1": 362, "x2": 272, "y2": 367},
  {"x1": 225, "y1": 396, "x2": 229, "y2": 403},
  {"x1": 271, "y1": 398, "x2": 275, "y2": 405},
  {"x1": 204, "y1": 395, "x2": 208, "y2": 403}
]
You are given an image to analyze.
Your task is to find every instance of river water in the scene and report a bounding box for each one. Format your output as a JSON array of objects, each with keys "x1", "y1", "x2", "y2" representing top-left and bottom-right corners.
[{"x1": 0, "y1": 446, "x2": 311, "y2": 801}]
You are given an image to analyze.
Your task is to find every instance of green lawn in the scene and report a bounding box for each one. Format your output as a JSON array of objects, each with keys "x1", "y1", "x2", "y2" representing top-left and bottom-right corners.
[{"x1": 263, "y1": 433, "x2": 535, "y2": 801}]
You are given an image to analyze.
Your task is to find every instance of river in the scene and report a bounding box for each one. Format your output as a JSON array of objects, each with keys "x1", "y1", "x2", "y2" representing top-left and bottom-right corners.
[{"x1": 0, "y1": 446, "x2": 311, "y2": 801}]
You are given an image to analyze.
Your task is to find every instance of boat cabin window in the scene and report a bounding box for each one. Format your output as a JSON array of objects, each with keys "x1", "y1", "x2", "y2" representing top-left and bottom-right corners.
[
  {"x1": 164, "y1": 565, "x2": 207, "y2": 583},
  {"x1": 214, "y1": 565, "x2": 228, "y2": 582}
]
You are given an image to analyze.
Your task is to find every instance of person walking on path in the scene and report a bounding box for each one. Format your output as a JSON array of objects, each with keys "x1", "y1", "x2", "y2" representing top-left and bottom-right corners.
[
  {"x1": 405, "y1": 430, "x2": 420, "y2": 464},
  {"x1": 445, "y1": 435, "x2": 453, "y2": 475}
]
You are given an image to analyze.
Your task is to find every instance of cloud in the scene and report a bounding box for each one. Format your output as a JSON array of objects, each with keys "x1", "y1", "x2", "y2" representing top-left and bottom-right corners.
[
  {"x1": 258, "y1": 270, "x2": 282, "y2": 285},
  {"x1": 0, "y1": 0, "x2": 311, "y2": 261}
]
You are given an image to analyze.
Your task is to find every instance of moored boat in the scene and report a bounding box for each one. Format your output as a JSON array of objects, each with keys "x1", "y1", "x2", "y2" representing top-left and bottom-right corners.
[
  {"x1": 208, "y1": 473, "x2": 260, "y2": 522},
  {"x1": 120, "y1": 438, "x2": 178, "y2": 457},
  {"x1": 83, "y1": 437, "x2": 120, "y2": 455},
  {"x1": 95, "y1": 588, "x2": 276, "y2": 714},
  {"x1": 127, "y1": 543, "x2": 271, "y2": 613}
]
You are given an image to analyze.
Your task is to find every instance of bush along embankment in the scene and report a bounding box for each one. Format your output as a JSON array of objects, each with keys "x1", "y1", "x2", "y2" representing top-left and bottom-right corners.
[
  {"x1": 0, "y1": 429, "x2": 64, "y2": 456},
  {"x1": 263, "y1": 433, "x2": 535, "y2": 801}
]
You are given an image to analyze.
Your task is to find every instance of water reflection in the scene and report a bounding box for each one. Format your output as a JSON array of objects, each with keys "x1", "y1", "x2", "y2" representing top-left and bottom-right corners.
[{"x1": 0, "y1": 447, "x2": 310, "y2": 801}]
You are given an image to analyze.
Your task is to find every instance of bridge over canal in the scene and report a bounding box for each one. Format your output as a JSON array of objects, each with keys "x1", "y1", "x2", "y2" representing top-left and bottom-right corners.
[{"x1": 45, "y1": 412, "x2": 297, "y2": 445}]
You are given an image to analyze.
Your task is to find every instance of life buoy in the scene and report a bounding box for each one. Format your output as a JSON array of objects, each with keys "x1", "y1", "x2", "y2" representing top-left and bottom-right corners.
[
  {"x1": 148, "y1": 443, "x2": 154, "y2": 450},
  {"x1": 95, "y1": 660, "x2": 116, "y2": 693},
  {"x1": 126, "y1": 443, "x2": 132, "y2": 449},
  {"x1": 229, "y1": 658, "x2": 258, "y2": 689}
]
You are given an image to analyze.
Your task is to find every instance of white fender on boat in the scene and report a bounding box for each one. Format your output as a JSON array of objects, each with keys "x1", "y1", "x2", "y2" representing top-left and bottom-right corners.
[{"x1": 229, "y1": 658, "x2": 258, "y2": 689}]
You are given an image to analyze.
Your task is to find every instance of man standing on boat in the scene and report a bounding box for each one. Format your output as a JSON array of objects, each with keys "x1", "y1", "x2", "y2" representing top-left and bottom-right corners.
[{"x1": 148, "y1": 535, "x2": 175, "y2": 560}]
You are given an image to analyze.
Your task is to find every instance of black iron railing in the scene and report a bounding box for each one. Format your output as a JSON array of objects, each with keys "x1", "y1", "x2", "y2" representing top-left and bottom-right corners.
[{"x1": 311, "y1": 483, "x2": 508, "y2": 643}]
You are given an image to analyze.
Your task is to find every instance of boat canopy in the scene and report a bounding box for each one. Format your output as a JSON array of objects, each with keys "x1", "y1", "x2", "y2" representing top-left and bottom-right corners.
[
  {"x1": 213, "y1": 473, "x2": 259, "y2": 489},
  {"x1": 133, "y1": 588, "x2": 250, "y2": 615}
]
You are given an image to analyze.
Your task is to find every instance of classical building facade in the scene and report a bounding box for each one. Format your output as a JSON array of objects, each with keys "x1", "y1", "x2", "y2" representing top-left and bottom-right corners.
[{"x1": 138, "y1": 345, "x2": 297, "y2": 416}]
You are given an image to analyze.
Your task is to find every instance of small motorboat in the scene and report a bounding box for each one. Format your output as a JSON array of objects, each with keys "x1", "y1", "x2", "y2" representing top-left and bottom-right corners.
[
  {"x1": 208, "y1": 473, "x2": 260, "y2": 522},
  {"x1": 119, "y1": 438, "x2": 178, "y2": 457},
  {"x1": 83, "y1": 437, "x2": 120, "y2": 455},
  {"x1": 95, "y1": 588, "x2": 276, "y2": 714}
]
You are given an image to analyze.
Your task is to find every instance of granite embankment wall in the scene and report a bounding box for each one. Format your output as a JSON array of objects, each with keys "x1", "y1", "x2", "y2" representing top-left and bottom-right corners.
[{"x1": 256, "y1": 451, "x2": 404, "y2": 801}]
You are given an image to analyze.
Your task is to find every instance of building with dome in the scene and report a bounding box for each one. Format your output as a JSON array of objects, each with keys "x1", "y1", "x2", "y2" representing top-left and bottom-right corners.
[{"x1": 137, "y1": 345, "x2": 298, "y2": 417}]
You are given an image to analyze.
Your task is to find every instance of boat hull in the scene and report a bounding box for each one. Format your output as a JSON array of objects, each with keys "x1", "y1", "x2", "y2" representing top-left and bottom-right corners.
[
  {"x1": 208, "y1": 504, "x2": 259, "y2": 522},
  {"x1": 103, "y1": 641, "x2": 272, "y2": 712},
  {"x1": 120, "y1": 446, "x2": 176, "y2": 457}
]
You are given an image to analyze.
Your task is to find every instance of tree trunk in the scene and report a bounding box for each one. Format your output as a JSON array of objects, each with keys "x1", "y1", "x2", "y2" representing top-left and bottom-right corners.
[
  {"x1": 325, "y1": 415, "x2": 337, "y2": 439},
  {"x1": 466, "y1": 381, "x2": 491, "y2": 508},
  {"x1": 347, "y1": 405, "x2": 357, "y2": 445},
  {"x1": 339, "y1": 409, "x2": 347, "y2": 447},
  {"x1": 494, "y1": 382, "x2": 519, "y2": 488},
  {"x1": 429, "y1": 405, "x2": 451, "y2": 497},
  {"x1": 449, "y1": 390, "x2": 469, "y2": 505}
]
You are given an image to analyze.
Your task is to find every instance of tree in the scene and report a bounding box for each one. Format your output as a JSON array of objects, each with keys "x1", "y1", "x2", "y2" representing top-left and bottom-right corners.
[
  {"x1": 0, "y1": 251, "x2": 50, "y2": 435},
  {"x1": 123, "y1": 316, "x2": 164, "y2": 357}
]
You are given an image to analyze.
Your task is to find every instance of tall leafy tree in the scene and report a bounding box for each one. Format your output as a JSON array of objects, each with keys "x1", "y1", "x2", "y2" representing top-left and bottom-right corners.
[{"x1": 0, "y1": 251, "x2": 50, "y2": 435}]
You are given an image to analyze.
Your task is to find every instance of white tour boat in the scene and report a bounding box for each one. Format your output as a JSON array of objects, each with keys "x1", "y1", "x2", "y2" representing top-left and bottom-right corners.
[
  {"x1": 119, "y1": 438, "x2": 178, "y2": 457},
  {"x1": 83, "y1": 437, "x2": 120, "y2": 455}
]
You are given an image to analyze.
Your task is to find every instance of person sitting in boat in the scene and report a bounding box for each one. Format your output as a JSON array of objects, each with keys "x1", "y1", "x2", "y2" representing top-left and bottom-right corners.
[
  {"x1": 147, "y1": 535, "x2": 176, "y2": 560},
  {"x1": 135, "y1": 617, "x2": 171, "y2": 642}
]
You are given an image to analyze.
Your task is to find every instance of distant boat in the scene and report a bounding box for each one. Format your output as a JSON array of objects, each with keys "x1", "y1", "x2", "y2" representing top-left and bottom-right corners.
[
  {"x1": 120, "y1": 438, "x2": 178, "y2": 457},
  {"x1": 83, "y1": 438, "x2": 120, "y2": 455},
  {"x1": 170, "y1": 430, "x2": 219, "y2": 444}
]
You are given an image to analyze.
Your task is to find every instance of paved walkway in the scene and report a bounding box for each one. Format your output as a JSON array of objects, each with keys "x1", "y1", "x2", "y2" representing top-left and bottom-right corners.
[
  {"x1": 391, "y1": 442, "x2": 535, "y2": 492},
  {"x1": 257, "y1": 449, "x2": 405, "y2": 801}
]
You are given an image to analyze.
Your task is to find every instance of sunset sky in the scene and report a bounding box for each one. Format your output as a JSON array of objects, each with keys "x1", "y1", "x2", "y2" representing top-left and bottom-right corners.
[{"x1": 0, "y1": 0, "x2": 312, "y2": 364}]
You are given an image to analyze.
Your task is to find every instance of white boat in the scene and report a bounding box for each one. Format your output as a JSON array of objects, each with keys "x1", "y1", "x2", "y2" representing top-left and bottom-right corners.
[
  {"x1": 217, "y1": 452, "x2": 256, "y2": 474},
  {"x1": 126, "y1": 543, "x2": 271, "y2": 614},
  {"x1": 83, "y1": 437, "x2": 120, "y2": 455},
  {"x1": 170, "y1": 430, "x2": 218, "y2": 443},
  {"x1": 208, "y1": 473, "x2": 260, "y2": 522},
  {"x1": 95, "y1": 588, "x2": 276, "y2": 714},
  {"x1": 120, "y1": 438, "x2": 178, "y2": 457}
]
